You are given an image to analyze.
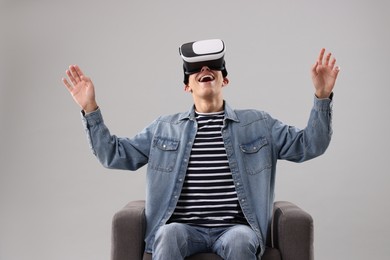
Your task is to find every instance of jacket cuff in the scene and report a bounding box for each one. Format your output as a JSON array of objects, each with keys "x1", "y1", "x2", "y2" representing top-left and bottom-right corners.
[
  {"x1": 80, "y1": 107, "x2": 103, "y2": 128},
  {"x1": 313, "y1": 93, "x2": 333, "y2": 111}
]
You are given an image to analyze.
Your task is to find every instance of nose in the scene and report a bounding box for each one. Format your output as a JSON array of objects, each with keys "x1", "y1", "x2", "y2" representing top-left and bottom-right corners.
[{"x1": 200, "y1": 66, "x2": 211, "y2": 72}]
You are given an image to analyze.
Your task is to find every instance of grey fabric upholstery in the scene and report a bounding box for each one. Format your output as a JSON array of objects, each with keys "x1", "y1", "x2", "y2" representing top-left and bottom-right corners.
[
  {"x1": 272, "y1": 201, "x2": 314, "y2": 260},
  {"x1": 111, "y1": 200, "x2": 313, "y2": 260}
]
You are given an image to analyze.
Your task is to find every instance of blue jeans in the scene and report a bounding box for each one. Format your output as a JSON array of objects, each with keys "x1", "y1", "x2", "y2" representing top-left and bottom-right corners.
[{"x1": 152, "y1": 223, "x2": 259, "y2": 260}]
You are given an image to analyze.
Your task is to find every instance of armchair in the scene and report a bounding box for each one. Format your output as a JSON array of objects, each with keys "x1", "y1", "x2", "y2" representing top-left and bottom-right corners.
[{"x1": 111, "y1": 200, "x2": 313, "y2": 260}]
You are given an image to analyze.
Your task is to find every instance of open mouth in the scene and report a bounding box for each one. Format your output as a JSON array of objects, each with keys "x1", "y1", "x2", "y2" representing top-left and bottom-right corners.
[{"x1": 198, "y1": 74, "x2": 215, "y2": 83}]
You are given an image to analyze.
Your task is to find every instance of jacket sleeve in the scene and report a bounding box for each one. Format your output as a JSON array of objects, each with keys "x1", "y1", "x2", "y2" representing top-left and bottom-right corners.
[
  {"x1": 269, "y1": 96, "x2": 333, "y2": 162},
  {"x1": 81, "y1": 108, "x2": 153, "y2": 170}
]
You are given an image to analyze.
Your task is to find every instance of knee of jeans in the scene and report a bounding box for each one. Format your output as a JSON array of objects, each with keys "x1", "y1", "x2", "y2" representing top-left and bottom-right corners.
[
  {"x1": 155, "y1": 223, "x2": 188, "y2": 243},
  {"x1": 221, "y1": 226, "x2": 259, "y2": 251},
  {"x1": 153, "y1": 223, "x2": 190, "y2": 257}
]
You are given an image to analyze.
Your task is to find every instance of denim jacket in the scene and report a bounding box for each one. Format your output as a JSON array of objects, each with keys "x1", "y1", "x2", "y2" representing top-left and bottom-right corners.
[{"x1": 81, "y1": 97, "x2": 333, "y2": 255}]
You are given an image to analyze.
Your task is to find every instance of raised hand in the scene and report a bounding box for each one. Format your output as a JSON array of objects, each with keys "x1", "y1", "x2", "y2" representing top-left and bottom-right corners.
[
  {"x1": 62, "y1": 65, "x2": 98, "y2": 113},
  {"x1": 311, "y1": 48, "x2": 340, "y2": 99}
]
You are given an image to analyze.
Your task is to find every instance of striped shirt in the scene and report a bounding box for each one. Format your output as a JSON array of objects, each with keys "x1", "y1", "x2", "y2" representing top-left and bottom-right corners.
[{"x1": 168, "y1": 111, "x2": 248, "y2": 227}]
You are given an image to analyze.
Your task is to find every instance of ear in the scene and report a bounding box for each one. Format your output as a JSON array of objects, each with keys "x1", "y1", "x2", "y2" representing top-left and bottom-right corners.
[
  {"x1": 184, "y1": 84, "x2": 192, "y2": 93},
  {"x1": 222, "y1": 77, "x2": 229, "y2": 87}
]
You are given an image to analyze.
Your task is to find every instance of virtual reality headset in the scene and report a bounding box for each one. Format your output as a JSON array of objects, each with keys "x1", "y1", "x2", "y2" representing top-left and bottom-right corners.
[{"x1": 179, "y1": 39, "x2": 228, "y2": 84}]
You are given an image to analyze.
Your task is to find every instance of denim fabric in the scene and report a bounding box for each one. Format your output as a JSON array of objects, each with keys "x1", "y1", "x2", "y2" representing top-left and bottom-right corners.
[
  {"x1": 81, "y1": 97, "x2": 333, "y2": 255},
  {"x1": 153, "y1": 223, "x2": 259, "y2": 260}
]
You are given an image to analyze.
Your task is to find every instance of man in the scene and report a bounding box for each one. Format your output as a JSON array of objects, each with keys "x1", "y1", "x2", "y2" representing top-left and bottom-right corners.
[{"x1": 62, "y1": 39, "x2": 340, "y2": 260}]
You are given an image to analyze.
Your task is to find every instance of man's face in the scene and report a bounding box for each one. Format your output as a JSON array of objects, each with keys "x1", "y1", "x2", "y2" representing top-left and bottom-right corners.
[{"x1": 185, "y1": 66, "x2": 228, "y2": 99}]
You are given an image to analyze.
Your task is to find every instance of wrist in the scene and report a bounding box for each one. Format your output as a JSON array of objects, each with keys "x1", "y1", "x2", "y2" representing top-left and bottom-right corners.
[
  {"x1": 315, "y1": 91, "x2": 331, "y2": 99},
  {"x1": 315, "y1": 92, "x2": 333, "y2": 100},
  {"x1": 83, "y1": 102, "x2": 99, "y2": 114}
]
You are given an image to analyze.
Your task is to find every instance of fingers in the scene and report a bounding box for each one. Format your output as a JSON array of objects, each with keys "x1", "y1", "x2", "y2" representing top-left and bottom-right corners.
[
  {"x1": 65, "y1": 68, "x2": 77, "y2": 86},
  {"x1": 328, "y1": 55, "x2": 340, "y2": 77},
  {"x1": 66, "y1": 65, "x2": 80, "y2": 85},
  {"x1": 70, "y1": 65, "x2": 81, "y2": 82},
  {"x1": 65, "y1": 65, "x2": 82, "y2": 85},
  {"x1": 63, "y1": 64, "x2": 89, "y2": 87},
  {"x1": 62, "y1": 77, "x2": 73, "y2": 92},
  {"x1": 329, "y1": 57, "x2": 336, "y2": 70},
  {"x1": 74, "y1": 65, "x2": 85, "y2": 78},
  {"x1": 318, "y1": 48, "x2": 334, "y2": 66},
  {"x1": 317, "y1": 48, "x2": 325, "y2": 65},
  {"x1": 324, "y1": 52, "x2": 331, "y2": 66},
  {"x1": 329, "y1": 57, "x2": 341, "y2": 74},
  {"x1": 316, "y1": 48, "x2": 340, "y2": 71}
]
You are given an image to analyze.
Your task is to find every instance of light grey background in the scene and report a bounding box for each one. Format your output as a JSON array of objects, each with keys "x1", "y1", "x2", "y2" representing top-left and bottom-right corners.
[{"x1": 1, "y1": 0, "x2": 389, "y2": 259}]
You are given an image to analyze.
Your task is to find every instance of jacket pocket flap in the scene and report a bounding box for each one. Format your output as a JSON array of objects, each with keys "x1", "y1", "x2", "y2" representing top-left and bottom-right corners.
[
  {"x1": 240, "y1": 137, "x2": 268, "y2": 154},
  {"x1": 154, "y1": 137, "x2": 180, "y2": 151}
]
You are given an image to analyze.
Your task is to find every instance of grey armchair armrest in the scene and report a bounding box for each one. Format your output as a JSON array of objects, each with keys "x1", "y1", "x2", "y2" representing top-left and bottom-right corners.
[
  {"x1": 111, "y1": 200, "x2": 146, "y2": 260},
  {"x1": 272, "y1": 201, "x2": 314, "y2": 260},
  {"x1": 111, "y1": 200, "x2": 313, "y2": 260}
]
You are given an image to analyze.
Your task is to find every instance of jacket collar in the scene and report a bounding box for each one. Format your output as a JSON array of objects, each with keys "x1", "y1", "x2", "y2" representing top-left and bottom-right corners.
[{"x1": 178, "y1": 100, "x2": 239, "y2": 123}]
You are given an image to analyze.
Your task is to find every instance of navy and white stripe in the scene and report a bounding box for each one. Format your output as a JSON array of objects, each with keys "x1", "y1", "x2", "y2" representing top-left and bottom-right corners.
[{"x1": 169, "y1": 111, "x2": 247, "y2": 227}]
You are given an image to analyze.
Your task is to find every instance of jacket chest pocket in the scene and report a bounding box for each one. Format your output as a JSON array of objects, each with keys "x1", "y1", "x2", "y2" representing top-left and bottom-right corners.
[
  {"x1": 240, "y1": 137, "x2": 271, "y2": 175},
  {"x1": 150, "y1": 137, "x2": 180, "y2": 173}
]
